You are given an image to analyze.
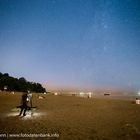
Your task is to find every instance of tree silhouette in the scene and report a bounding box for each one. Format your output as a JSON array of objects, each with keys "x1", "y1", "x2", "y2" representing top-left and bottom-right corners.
[{"x1": 0, "y1": 72, "x2": 46, "y2": 93}]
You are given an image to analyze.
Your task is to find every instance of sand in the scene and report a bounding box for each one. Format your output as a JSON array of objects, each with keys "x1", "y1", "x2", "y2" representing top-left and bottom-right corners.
[{"x1": 0, "y1": 92, "x2": 140, "y2": 140}]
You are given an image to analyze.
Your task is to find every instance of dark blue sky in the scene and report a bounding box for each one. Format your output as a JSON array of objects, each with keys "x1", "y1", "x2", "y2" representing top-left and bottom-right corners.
[{"x1": 0, "y1": 0, "x2": 140, "y2": 91}]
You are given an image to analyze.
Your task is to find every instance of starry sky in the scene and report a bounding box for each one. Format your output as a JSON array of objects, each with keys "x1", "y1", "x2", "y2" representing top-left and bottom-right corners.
[{"x1": 0, "y1": 0, "x2": 140, "y2": 91}]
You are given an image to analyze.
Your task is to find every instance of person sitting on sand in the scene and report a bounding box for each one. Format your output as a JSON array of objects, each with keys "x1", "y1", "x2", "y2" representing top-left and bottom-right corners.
[{"x1": 19, "y1": 92, "x2": 31, "y2": 116}]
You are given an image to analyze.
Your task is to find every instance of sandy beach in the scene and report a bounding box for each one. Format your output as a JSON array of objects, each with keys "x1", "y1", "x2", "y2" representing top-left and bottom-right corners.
[{"x1": 0, "y1": 92, "x2": 140, "y2": 140}]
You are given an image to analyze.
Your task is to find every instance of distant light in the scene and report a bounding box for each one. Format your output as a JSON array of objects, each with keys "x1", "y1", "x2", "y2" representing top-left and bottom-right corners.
[
  {"x1": 79, "y1": 92, "x2": 86, "y2": 98},
  {"x1": 4, "y1": 86, "x2": 8, "y2": 90},
  {"x1": 79, "y1": 92, "x2": 84, "y2": 95},
  {"x1": 11, "y1": 91, "x2": 15, "y2": 94},
  {"x1": 88, "y1": 92, "x2": 92, "y2": 98},
  {"x1": 138, "y1": 92, "x2": 140, "y2": 96}
]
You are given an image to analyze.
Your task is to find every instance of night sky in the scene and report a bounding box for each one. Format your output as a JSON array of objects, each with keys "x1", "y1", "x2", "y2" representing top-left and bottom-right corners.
[{"x1": 0, "y1": 0, "x2": 140, "y2": 91}]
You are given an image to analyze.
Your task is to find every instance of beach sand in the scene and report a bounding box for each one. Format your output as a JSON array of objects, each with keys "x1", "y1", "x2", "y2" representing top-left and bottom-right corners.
[{"x1": 0, "y1": 92, "x2": 140, "y2": 140}]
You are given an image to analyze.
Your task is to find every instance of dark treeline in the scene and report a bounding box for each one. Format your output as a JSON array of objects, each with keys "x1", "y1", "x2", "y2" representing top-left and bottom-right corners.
[{"x1": 0, "y1": 72, "x2": 46, "y2": 93}]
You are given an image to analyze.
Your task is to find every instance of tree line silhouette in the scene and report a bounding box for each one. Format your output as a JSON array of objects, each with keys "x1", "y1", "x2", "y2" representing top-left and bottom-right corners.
[{"x1": 0, "y1": 72, "x2": 46, "y2": 93}]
